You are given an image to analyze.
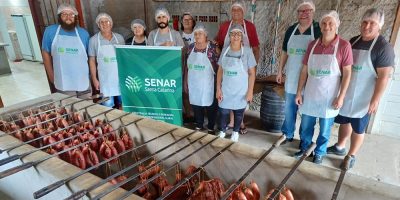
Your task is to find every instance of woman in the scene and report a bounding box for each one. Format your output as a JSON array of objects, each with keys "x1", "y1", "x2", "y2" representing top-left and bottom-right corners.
[
  {"x1": 88, "y1": 13, "x2": 124, "y2": 108},
  {"x1": 216, "y1": 24, "x2": 256, "y2": 142},
  {"x1": 185, "y1": 23, "x2": 219, "y2": 133},
  {"x1": 125, "y1": 19, "x2": 147, "y2": 45},
  {"x1": 181, "y1": 12, "x2": 196, "y2": 46}
]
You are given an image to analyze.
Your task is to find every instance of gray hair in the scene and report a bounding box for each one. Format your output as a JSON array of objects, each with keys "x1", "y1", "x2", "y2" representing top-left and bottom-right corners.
[
  {"x1": 297, "y1": 1, "x2": 315, "y2": 12},
  {"x1": 362, "y1": 8, "x2": 385, "y2": 29}
]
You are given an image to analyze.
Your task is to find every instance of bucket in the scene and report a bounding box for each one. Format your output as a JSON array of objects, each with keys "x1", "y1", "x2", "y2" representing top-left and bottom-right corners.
[{"x1": 260, "y1": 84, "x2": 285, "y2": 133}]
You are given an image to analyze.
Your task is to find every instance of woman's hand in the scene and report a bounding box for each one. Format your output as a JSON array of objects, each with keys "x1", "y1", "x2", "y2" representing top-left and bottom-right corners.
[
  {"x1": 216, "y1": 89, "x2": 223, "y2": 103},
  {"x1": 246, "y1": 91, "x2": 253, "y2": 102}
]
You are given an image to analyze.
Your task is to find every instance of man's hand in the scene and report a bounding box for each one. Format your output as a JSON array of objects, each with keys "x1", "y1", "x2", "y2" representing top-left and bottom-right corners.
[
  {"x1": 368, "y1": 99, "x2": 380, "y2": 114},
  {"x1": 295, "y1": 93, "x2": 303, "y2": 106},
  {"x1": 93, "y1": 79, "x2": 100, "y2": 91},
  {"x1": 246, "y1": 91, "x2": 253, "y2": 102},
  {"x1": 276, "y1": 71, "x2": 283, "y2": 84}
]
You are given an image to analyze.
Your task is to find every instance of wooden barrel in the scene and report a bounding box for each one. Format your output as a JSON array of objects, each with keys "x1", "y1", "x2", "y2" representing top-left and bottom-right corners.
[{"x1": 260, "y1": 84, "x2": 285, "y2": 133}]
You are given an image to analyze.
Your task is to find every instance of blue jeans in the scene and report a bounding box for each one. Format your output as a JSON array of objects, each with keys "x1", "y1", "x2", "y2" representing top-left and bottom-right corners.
[
  {"x1": 281, "y1": 92, "x2": 299, "y2": 139},
  {"x1": 192, "y1": 98, "x2": 218, "y2": 130},
  {"x1": 299, "y1": 114, "x2": 334, "y2": 156},
  {"x1": 219, "y1": 108, "x2": 245, "y2": 132},
  {"x1": 102, "y1": 96, "x2": 122, "y2": 108}
]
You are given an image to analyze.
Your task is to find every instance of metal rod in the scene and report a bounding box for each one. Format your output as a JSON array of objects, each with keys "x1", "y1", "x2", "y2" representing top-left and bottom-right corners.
[
  {"x1": 153, "y1": 142, "x2": 234, "y2": 200},
  {"x1": 63, "y1": 127, "x2": 182, "y2": 200},
  {"x1": 267, "y1": 142, "x2": 316, "y2": 200},
  {"x1": 0, "y1": 108, "x2": 114, "y2": 165},
  {"x1": 91, "y1": 131, "x2": 205, "y2": 200},
  {"x1": 0, "y1": 113, "x2": 136, "y2": 179},
  {"x1": 0, "y1": 99, "x2": 110, "y2": 154},
  {"x1": 0, "y1": 95, "x2": 106, "y2": 138},
  {"x1": 0, "y1": 91, "x2": 91, "y2": 120},
  {"x1": 220, "y1": 135, "x2": 286, "y2": 200},
  {"x1": 331, "y1": 169, "x2": 346, "y2": 200},
  {"x1": 112, "y1": 136, "x2": 220, "y2": 200}
]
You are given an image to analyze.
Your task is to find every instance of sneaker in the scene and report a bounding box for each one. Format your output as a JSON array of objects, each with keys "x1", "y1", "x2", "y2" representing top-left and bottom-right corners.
[
  {"x1": 327, "y1": 144, "x2": 346, "y2": 156},
  {"x1": 195, "y1": 127, "x2": 202, "y2": 131},
  {"x1": 340, "y1": 155, "x2": 355, "y2": 170},
  {"x1": 293, "y1": 150, "x2": 314, "y2": 159},
  {"x1": 207, "y1": 129, "x2": 215, "y2": 135},
  {"x1": 313, "y1": 154, "x2": 324, "y2": 164},
  {"x1": 280, "y1": 137, "x2": 293, "y2": 145},
  {"x1": 293, "y1": 150, "x2": 304, "y2": 159},
  {"x1": 217, "y1": 131, "x2": 226, "y2": 138},
  {"x1": 230, "y1": 131, "x2": 239, "y2": 142}
]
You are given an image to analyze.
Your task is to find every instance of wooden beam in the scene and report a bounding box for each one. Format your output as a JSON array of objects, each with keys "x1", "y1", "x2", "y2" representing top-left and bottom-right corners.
[{"x1": 390, "y1": 3, "x2": 400, "y2": 46}]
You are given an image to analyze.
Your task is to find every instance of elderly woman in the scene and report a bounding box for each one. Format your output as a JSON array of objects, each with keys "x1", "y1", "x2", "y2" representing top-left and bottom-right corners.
[
  {"x1": 294, "y1": 11, "x2": 352, "y2": 164},
  {"x1": 216, "y1": 24, "x2": 256, "y2": 142},
  {"x1": 125, "y1": 19, "x2": 147, "y2": 45},
  {"x1": 88, "y1": 13, "x2": 124, "y2": 108},
  {"x1": 185, "y1": 23, "x2": 219, "y2": 133}
]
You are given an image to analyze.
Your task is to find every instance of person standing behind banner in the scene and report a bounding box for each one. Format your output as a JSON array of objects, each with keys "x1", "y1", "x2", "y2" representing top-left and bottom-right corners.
[
  {"x1": 294, "y1": 11, "x2": 352, "y2": 164},
  {"x1": 181, "y1": 12, "x2": 196, "y2": 46},
  {"x1": 42, "y1": 3, "x2": 90, "y2": 96},
  {"x1": 125, "y1": 19, "x2": 147, "y2": 46},
  {"x1": 184, "y1": 23, "x2": 219, "y2": 134},
  {"x1": 276, "y1": 1, "x2": 321, "y2": 145},
  {"x1": 148, "y1": 7, "x2": 184, "y2": 46},
  {"x1": 215, "y1": 0, "x2": 260, "y2": 134},
  {"x1": 327, "y1": 8, "x2": 395, "y2": 170},
  {"x1": 216, "y1": 24, "x2": 256, "y2": 142},
  {"x1": 88, "y1": 13, "x2": 124, "y2": 108}
]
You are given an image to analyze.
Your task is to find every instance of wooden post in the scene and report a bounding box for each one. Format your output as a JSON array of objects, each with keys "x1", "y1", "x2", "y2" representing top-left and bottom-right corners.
[{"x1": 390, "y1": 3, "x2": 400, "y2": 45}]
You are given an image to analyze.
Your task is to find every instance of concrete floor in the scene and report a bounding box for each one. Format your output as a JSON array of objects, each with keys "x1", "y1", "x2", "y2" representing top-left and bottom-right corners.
[{"x1": 0, "y1": 60, "x2": 399, "y2": 197}]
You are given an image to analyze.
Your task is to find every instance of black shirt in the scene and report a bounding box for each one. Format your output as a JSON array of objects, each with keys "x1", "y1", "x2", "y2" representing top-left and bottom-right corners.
[
  {"x1": 125, "y1": 37, "x2": 147, "y2": 46},
  {"x1": 350, "y1": 35, "x2": 395, "y2": 70},
  {"x1": 282, "y1": 21, "x2": 321, "y2": 52}
]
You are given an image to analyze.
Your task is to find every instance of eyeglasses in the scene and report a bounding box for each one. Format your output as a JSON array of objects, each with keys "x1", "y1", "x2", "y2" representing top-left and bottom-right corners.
[
  {"x1": 297, "y1": 9, "x2": 313, "y2": 14},
  {"x1": 230, "y1": 32, "x2": 242, "y2": 37},
  {"x1": 61, "y1": 13, "x2": 75, "y2": 17}
]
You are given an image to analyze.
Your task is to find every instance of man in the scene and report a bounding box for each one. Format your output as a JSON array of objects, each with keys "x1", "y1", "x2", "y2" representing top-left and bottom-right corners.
[
  {"x1": 215, "y1": 0, "x2": 259, "y2": 62},
  {"x1": 294, "y1": 11, "x2": 352, "y2": 164},
  {"x1": 148, "y1": 7, "x2": 184, "y2": 46},
  {"x1": 88, "y1": 13, "x2": 124, "y2": 108},
  {"x1": 181, "y1": 12, "x2": 196, "y2": 46},
  {"x1": 215, "y1": 0, "x2": 260, "y2": 134},
  {"x1": 327, "y1": 8, "x2": 395, "y2": 170},
  {"x1": 42, "y1": 3, "x2": 90, "y2": 96},
  {"x1": 276, "y1": 1, "x2": 321, "y2": 145}
]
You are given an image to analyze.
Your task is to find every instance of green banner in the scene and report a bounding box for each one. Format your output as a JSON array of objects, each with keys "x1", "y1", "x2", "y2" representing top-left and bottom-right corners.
[{"x1": 115, "y1": 46, "x2": 182, "y2": 126}]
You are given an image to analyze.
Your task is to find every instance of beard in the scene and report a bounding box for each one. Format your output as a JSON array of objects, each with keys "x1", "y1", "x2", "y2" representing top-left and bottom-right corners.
[
  {"x1": 157, "y1": 22, "x2": 168, "y2": 29},
  {"x1": 61, "y1": 21, "x2": 76, "y2": 31}
]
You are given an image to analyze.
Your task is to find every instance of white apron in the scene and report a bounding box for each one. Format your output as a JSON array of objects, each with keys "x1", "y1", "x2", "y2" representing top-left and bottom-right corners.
[
  {"x1": 219, "y1": 46, "x2": 248, "y2": 110},
  {"x1": 96, "y1": 33, "x2": 121, "y2": 97},
  {"x1": 339, "y1": 36, "x2": 378, "y2": 118},
  {"x1": 131, "y1": 36, "x2": 147, "y2": 45},
  {"x1": 154, "y1": 28, "x2": 173, "y2": 46},
  {"x1": 187, "y1": 43, "x2": 214, "y2": 106},
  {"x1": 299, "y1": 39, "x2": 341, "y2": 118},
  {"x1": 285, "y1": 24, "x2": 315, "y2": 94},
  {"x1": 223, "y1": 20, "x2": 250, "y2": 49},
  {"x1": 51, "y1": 25, "x2": 89, "y2": 91}
]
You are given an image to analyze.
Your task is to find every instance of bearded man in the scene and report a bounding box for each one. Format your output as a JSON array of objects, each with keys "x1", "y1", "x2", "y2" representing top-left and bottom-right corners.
[
  {"x1": 41, "y1": 3, "x2": 91, "y2": 96},
  {"x1": 148, "y1": 7, "x2": 184, "y2": 46}
]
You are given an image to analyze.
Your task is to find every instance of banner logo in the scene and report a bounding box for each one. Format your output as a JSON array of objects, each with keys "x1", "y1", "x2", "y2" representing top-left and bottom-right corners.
[
  {"x1": 57, "y1": 47, "x2": 78, "y2": 55},
  {"x1": 125, "y1": 76, "x2": 142, "y2": 92}
]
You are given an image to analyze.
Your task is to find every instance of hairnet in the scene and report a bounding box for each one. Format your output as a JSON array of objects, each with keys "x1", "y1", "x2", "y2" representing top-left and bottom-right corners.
[
  {"x1": 362, "y1": 8, "x2": 385, "y2": 29},
  {"x1": 297, "y1": 1, "x2": 315, "y2": 12},
  {"x1": 155, "y1": 7, "x2": 170, "y2": 20},
  {"x1": 320, "y1": 10, "x2": 340, "y2": 27},
  {"x1": 57, "y1": 3, "x2": 78, "y2": 15},
  {"x1": 95, "y1": 13, "x2": 113, "y2": 25},
  {"x1": 229, "y1": 23, "x2": 244, "y2": 33},
  {"x1": 131, "y1": 19, "x2": 146, "y2": 30},
  {"x1": 193, "y1": 23, "x2": 208, "y2": 35},
  {"x1": 231, "y1": 0, "x2": 246, "y2": 14}
]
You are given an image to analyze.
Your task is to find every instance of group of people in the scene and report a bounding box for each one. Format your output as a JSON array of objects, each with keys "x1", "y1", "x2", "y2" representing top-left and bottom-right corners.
[
  {"x1": 41, "y1": 1, "x2": 394, "y2": 170},
  {"x1": 277, "y1": 1, "x2": 394, "y2": 169}
]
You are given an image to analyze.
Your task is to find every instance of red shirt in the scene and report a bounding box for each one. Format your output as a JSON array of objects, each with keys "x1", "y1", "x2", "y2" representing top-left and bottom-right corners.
[
  {"x1": 215, "y1": 20, "x2": 260, "y2": 48},
  {"x1": 303, "y1": 35, "x2": 353, "y2": 68}
]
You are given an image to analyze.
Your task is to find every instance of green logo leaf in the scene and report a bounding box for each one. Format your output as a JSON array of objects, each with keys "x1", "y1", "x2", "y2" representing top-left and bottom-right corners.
[{"x1": 125, "y1": 75, "x2": 142, "y2": 92}]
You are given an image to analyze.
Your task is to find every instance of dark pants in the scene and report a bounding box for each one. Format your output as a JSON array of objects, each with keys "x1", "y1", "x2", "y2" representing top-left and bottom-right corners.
[
  {"x1": 191, "y1": 98, "x2": 218, "y2": 130},
  {"x1": 219, "y1": 107, "x2": 245, "y2": 132}
]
